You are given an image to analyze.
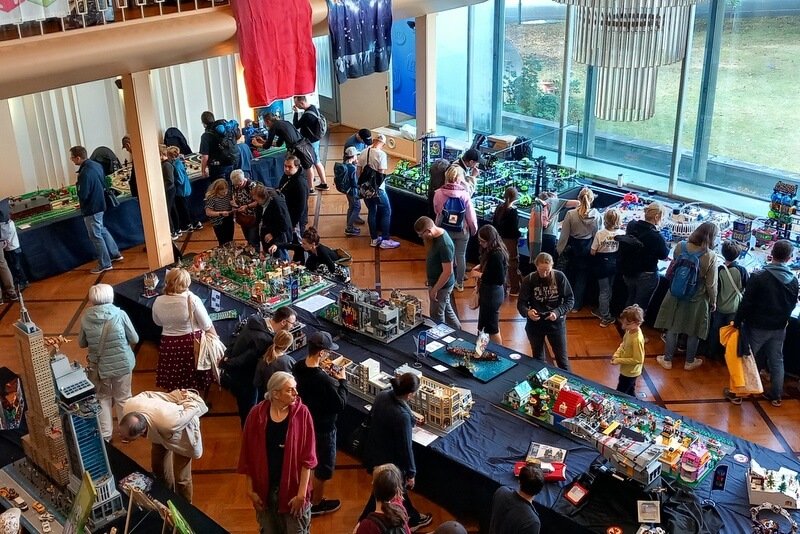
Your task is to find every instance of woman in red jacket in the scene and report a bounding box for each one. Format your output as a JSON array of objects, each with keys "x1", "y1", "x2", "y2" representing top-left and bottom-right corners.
[{"x1": 238, "y1": 371, "x2": 317, "y2": 533}]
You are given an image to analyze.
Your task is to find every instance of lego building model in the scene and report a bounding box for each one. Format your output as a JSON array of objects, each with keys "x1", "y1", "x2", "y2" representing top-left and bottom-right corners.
[
  {"x1": 747, "y1": 460, "x2": 800, "y2": 509},
  {"x1": 501, "y1": 370, "x2": 735, "y2": 488},
  {"x1": 184, "y1": 244, "x2": 334, "y2": 311},
  {"x1": 767, "y1": 181, "x2": 798, "y2": 240},
  {"x1": 319, "y1": 285, "x2": 422, "y2": 344},
  {"x1": 4, "y1": 295, "x2": 125, "y2": 531}
]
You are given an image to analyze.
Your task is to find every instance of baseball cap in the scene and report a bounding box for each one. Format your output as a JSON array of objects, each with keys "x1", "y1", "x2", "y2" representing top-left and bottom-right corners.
[
  {"x1": 309, "y1": 331, "x2": 339, "y2": 351},
  {"x1": 375, "y1": 133, "x2": 387, "y2": 143},
  {"x1": 344, "y1": 146, "x2": 359, "y2": 157},
  {"x1": 434, "y1": 521, "x2": 468, "y2": 534},
  {"x1": 463, "y1": 148, "x2": 485, "y2": 164},
  {"x1": 358, "y1": 128, "x2": 373, "y2": 145}
]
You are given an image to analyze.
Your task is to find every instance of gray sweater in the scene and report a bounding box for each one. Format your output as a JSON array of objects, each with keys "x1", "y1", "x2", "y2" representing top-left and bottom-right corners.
[{"x1": 78, "y1": 304, "x2": 139, "y2": 379}]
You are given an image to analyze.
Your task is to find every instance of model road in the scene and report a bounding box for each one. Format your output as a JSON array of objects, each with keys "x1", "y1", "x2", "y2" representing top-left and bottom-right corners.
[{"x1": 505, "y1": 0, "x2": 800, "y2": 24}]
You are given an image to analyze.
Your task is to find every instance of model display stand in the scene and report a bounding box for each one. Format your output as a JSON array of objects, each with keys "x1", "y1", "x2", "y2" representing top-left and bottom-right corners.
[
  {"x1": 183, "y1": 243, "x2": 335, "y2": 312},
  {"x1": 8, "y1": 187, "x2": 83, "y2": 227},
  {"x1": 747, "y1": 460, "x2": 800, "y2": 509},
  {"x1": 615, "y1": 198, "x2": 735, "y2": 244},
  {"x1": 318, "y1": 285, "x2": 423, "y2": 344},
  {"x1": 500, "y1": 368, "x2": 735, "y2": 488},
  {"x1": 426, "y1": 335, "x2": 517, "y2": 383},
  {"x1": 341, "y1": 357, "x2": 473, "y2": 436},
  {"x1": 111, "y1": 154, "x2": 203, "y2": 195}
]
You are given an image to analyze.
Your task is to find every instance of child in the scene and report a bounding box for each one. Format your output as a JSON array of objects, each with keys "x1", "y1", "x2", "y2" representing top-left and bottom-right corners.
[
  {"x1": 252, "y1": 330, "x2": 296, "y2": 401},
  {"x1": 591, "y1": 208, "x2": 624, "y2": 327},
  {"x1": 611, "y1": 304, "x2": 645, "y2": 395},
  {"x1": 1, "y1": 218, "x2": 28, "y2": 291},
  {"x1": 709, "y1": 240, "x2": 747, "y2": 360},
  {"x1": 335, "y1": 146, "x2": 362, "y2": 237}
]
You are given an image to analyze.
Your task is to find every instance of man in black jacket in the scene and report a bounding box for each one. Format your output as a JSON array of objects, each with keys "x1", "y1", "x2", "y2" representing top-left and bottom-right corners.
[
  {"x1": 734, "y1": 239, "x2": 799, "y2": 407},
  {"x1": 618, "y1": 202, "x2": 669, "y2": 311},
  {"x1": 220, "y1": 306, "x2": 297, "y2": 425},
  {"x1": 293, "y1": 331, "x2": 347, "y2": 517},
  {"x1": 254, "y1": 186, "x2": 293, "y2": 260},
  {"x1": 293, "y1": 95, "x2": 329, "y2": 191},
  {"x1": 277, "y1": 156, "x2": 310, "y2": 234}
]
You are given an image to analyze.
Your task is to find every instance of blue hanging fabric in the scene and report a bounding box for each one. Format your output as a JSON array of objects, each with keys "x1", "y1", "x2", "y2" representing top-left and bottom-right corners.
[{"x1": 327, "y1": 0, "x2": 393, "y2": 85}]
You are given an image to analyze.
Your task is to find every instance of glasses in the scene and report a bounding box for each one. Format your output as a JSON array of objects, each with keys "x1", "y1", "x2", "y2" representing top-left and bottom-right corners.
[{"x1": 285, "y1": 318, "x2": 297, "y2": 326}]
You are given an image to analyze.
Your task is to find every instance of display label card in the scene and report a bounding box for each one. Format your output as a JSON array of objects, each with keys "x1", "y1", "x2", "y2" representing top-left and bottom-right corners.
[
  {"x1": 433, "y1": 365, "x2": 449, "y2": 372},
  {"x1": 425, "y1": 341, "x2": 444, "y2": 353},
  {"x1": 637, "y1": 500, "x2": 660, "y2": 523},
  {"x1": 442, "y1": 336, "x2": 456, "y2": 343},
  {"x1": 210, "y1": 290, "x2": 221, "y2": 311}
]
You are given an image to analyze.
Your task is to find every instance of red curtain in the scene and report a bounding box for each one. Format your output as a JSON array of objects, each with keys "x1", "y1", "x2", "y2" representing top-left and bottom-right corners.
[{"x1": 232, "y1": 0, "x2": 317, "y2": 107}]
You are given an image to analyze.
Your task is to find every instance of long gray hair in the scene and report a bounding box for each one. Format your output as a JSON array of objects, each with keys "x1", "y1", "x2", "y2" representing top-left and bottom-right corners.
[{"x1": 266, "y1": 371, "x2": 294, "y2": 401}]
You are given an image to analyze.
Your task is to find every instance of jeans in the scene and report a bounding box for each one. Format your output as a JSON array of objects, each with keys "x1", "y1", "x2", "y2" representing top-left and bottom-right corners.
[
  {"x1": 87, "y1": 368, "x2": 131, "y2": 440},
  {"x1": 429, "y1": 285, "x2": 461, "y2": 330},
  {"x1": 708, "y1": 311, "x2": 735, "y2": 359},
  {"x1": 746, "y1": 325, "x2": 786, "y2": 400},
  {"x1": 83, "y1": 212, "x2": 120, "y2": 269},
  {"x1": 569, "y1": 259, "x2": 590, "y2": 311},
  {"x1": 664, "y1": 331, "x2": 700, "y2": 363},
  {"x1": 541, "y1": 234, "x2": 558, "y2": 258},
  {"x1": 447, "y1": 228, "x2": 469, "y2": 285},
  {"x1": 478, "y1": 284, "x2": 504, "y2": 335},
  {"x1": 624, "y1": 272, "x2": 660, "y2": 311},
  {"x1": 502, "y1": 237, "x2": 521, "y2": 294},
  {"x1": 365, "y1": 188, "x2": 391, "y2": 240},
  {"x1": 4, "y1": 249, "x2": 28, "y2": 287},
  {"x1": 597, "y1": 276, "x2": 614, "y2": 319},
  {"x1": 0, "y1": 249, "x2": 16, "y2": 298},
  {"x1": 617, "y1": 374, "x2": 638, "y2": 396},
  {"x1": 151, "y1": 442, "x2": 193, "y2": 502},
  {"x1": 242, "y1": 224, "x2": 260, "y2": 250},
  {"x1": 525, "y1": 321, "x2": 570, "y2": 372},
  {"x1": 256, "y1": 486, "x2": 311, "y2": 534},
  {"x1": 346, "y1": 193, "x2": 362, "y2": 229},
  {"x1": 232, "y1": 380, "x2": 259, "y2": 427}
]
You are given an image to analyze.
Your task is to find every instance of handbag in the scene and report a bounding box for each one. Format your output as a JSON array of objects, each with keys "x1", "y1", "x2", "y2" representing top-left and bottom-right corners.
[
  {"x1": 104, "y1": 188, "x2": 119, "y2": 209},
  {"x1": 187, "y1": 295, "x2": 202, "y2": 365},
  {"x1": 87, "y1": 318, "x2": 113, "y2": 387},
  {"x1": 347, "y1": 412, "x2": 372, "y2": 455},
  {"x1": 235, "y1": 211, "x2": 256, "y2": 228},
  {"x1": 468, "y1": 282, "x2": 480, "y2": 310}
]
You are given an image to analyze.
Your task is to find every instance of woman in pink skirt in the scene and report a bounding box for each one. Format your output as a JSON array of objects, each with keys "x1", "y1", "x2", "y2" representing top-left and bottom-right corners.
[{"x1": 152, "y1": 268, "x2": 217, "y2": 391}]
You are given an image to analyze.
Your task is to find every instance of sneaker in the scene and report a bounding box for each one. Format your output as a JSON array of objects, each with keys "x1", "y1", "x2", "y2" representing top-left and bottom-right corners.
[
  {"x1": 310, "y1": 499, "x2": 341, "y2": 517},
  {"x1": 186, "y1": 225, "x2": 195, "y2": 233},
  {"x1": 660, "y1": 332, "x2": 667, "y2": 343},
  {"x1": 763, "y1": 393, "x2": 782, "y2": 407},
  {"x1": 308, "y1": 190, "x2": 318, "y2": 196},
  {"x1": 455, "y1": 283, "x2": 464, "y2": 292},
  {"x1": 370, "y1": 238, "x2": 382, "y2": 247},
  {"x1": 380, "y1": 239, "x2": 400, "y2": 249},
  {"x1": 111, "y1": 255, "x2": 124, "y2": 262},
  {"x1": 599, "y1": 317, "x2": 616, "y2": 328},
  {"x1": 90, "y1": 265, "x2": 112, "y2": 274},
  {"x1": 354, "y1": 218, "x2": 366, "y2": 225},
  {"x1": 410, "y1": 514, "x2": 434, "y2": 532},
  {"x1": 656, "y1": 355, "x2": 672, "y2": 370},
  {"x1": 6, "y1": 294, "x2": 19, "y2": 302},
  {"x1": 509, "y1": 292, "x2": 519, "y2": 297},
  {"x1": 723, "y1": 388, "x2": 743, "y2": 405},
  {"x1": 684, "y1": 359, "x2": 703, "y2": 371},
  {"x1": 171, "y1": 233, "x2": 179, "y2": 241},
  {"x1": 315, "y1": 183, "x2": 330, "y2": 191},
  {"x1": 345, "y1": 227, "x2": 361, "y2": 236},
  {"x1": 194, "y1": 221, "x2": 203, "y2": 230},
  {"x1": 591, "y1": 309, "x2": 605, "y2": 320}
]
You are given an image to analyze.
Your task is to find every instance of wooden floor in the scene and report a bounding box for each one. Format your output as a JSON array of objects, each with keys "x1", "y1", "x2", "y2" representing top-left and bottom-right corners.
[{"x1": 2, "y1": 125, "x2": 799, "y2": 532}]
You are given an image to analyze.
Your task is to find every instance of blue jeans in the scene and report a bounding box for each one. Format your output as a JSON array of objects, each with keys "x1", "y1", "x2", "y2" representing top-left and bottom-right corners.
[
  {"x1": 597, "y1": 276, "x2": 613, "y2": 319},
  {"x1": 346, "y1": 193, "x2": 362, "y2": 229},
  {"x1": 447, "y1": 228, "x2": 469, "y2": 284},
  {"x1": 746, "y1": 325, "x2": 786, "y2": 400},
  {"x1": 365, "y1": 188, "x2": 391, "y2": 240},
  {"x1": 83, "y1": 212, "x2": 119, "y2": 269},
  {"x1": 525, "y1": 321, "x2": 570, "y2": 372},
  {"x1": 624, "y1": 272, "x2": 660, "y2": 311},
  {"x1": 664, "y1": 331, "x2": 700, "y2": 363}
]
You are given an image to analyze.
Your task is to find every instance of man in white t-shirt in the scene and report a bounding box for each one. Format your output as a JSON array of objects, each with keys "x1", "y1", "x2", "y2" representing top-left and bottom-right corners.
[{"x1": 357, "y1": 134, "x2": 400, "y2": 249}]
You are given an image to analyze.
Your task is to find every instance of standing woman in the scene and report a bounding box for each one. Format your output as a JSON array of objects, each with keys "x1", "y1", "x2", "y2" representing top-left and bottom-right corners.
[
  {"x1": 655, "y1": 222, "x2": 719, "y2": 371},
  {"x1": 433, "y1": 166, "x2": 478, "y2": 292},
  {"x1": 470, "y1": 225, "x2": 508, "y2": 344},
  {"x1": 230, "y1": 169, "x2": 259, "y2": 249},
  {"x1": 363, "y1": 373, "x2": 432, "y2": 532},
  {"x1": 204, "y1": 179, "x2": 235, "y2": 246},
  {"x1": 78, "y1": 283, "x2": 139, "y2": 442},
  {"x1": 160, "y1": 144, "x2": 180, "y2": 240},
  {"x1": 492, "y1": 187, "x2": 522, "y2": 296},
  {"x1": 556, "y1": 187, "x2": 601, "y2": 311},
  {"x1": 167, "y1": 146, "x2": 201, "y2": 233},
  {"x1": 239, "y1": 372, "x2": 316, "y2": 534},
  {"x1": 253, "y1": 330, "x2": 297, "y2": 403},
  {"x1": 152, "y1": 268, "x2": 217, "y2": 391}
]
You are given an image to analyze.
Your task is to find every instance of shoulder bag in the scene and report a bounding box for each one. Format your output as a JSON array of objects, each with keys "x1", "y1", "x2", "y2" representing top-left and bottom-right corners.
[
  {"x1": 187, "y1": 295, "x2": 202, "y2": 365},
  {"x1": 468, "y1": 280, "x2": 480, "y2": 310},
  {"x1": 104, "y1": 188, "x2": 120, "y2": 209}
]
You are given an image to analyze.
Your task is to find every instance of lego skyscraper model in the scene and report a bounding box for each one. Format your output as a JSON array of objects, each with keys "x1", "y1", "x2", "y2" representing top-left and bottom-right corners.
[{"x1": 14, "y1": 292, "x2": 70, "y2": 486}]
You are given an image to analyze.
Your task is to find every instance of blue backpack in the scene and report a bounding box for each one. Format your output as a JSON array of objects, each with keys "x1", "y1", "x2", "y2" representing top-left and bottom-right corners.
[
  {"x1": 669, "y1": 241, "x2": 706, "y2": 301},
  {"x1": 439, "y1": 196, "x2": 467, "y2": 232}
]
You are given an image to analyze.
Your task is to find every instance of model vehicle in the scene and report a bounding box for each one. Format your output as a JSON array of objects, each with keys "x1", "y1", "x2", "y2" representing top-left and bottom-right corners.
[
  {"x1": 32, "y1": 500, "x2": 46, "y2": 514},
  {"x1": 13, "y1": 496, "x2": 28, "y2": 511},
  {"x1": 0, "y1": 487, "x2": 7, "y2": 498},
  {"x1": 7, "y1": 488, "x2": 18, "y2": 499},
  {"x1": 42, "y1": 521, "x2": 52, "y2": 533},
  {"x1": 39, "y1": 513, "x2": 55, "y2": 522}
]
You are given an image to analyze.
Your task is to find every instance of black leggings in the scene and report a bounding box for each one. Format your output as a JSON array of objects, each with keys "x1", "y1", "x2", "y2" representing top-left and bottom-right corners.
[{"x1": 212, "y1": 217, "x2": 235, "y2": 246}]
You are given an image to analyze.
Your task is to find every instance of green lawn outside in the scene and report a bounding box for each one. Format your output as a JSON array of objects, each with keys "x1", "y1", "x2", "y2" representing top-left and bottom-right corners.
[{"x1": 505, "y1": 16, "x2": 800, "y2": 174}]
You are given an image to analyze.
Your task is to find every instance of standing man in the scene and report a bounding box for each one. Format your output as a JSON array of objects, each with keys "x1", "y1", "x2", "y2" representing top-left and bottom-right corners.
[
  {"x1": 733, "y1": 239, "x2": 799, "y2": 407},
  {"x1": 199, "y1": 111, "x2": 236, "y2": 180},
  {"x1": 278, "y1": 156, "x2": 310, "y2": 235},
  {"x1": 220, "y1": 306, "x2": 298, "y2": 426},
  {"x1": 121, "y1": 135, "x2": 138, "y2": 198},
  {"x1": 292, "y1": 331, "x2": 347, "y2": 517},
  {"x1": 343, "y1": 128, "x2": 372, "y2": 157},
  {"x1": 358, "y1": 134, "x2": 399, "y2": 249},
  {"x1": 452, "y1": 148, "x2": 483, "y2": 195},
  {"x1": 120, "y1": 389, "x2": 209, "y2": 502},
  {"x1": 618, "y1": 201, "x2": 670, "y2": 312},
  {"x1": 414, "y1": 216, "x2": 461, "y2": 330},
  {"x1": 488, "y1": 464, "x2": 544, "y2": 534},
  {"x1": 262, "y1": 113, "x2": 318, "y2": 192},
  {"x1": 293, "y1": 95, "x2": 330, "y2": 191},
  {"x1": 71, "y1": 146, "x2": 122, "y2": 274}
]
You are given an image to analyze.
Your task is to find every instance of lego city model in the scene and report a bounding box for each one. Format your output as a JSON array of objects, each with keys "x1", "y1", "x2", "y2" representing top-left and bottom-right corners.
[
  {"x1": 747, "y1": 460, "x2": 800, "y2": 509},
  {"x1": 319, "y1": 285, "x2": 423, "y2": 344},
  {"x1": 184, "y1": 244, "x2": 334, "y2": 311},
  {"x1": 142, "y1": 272, "x2": 159, "y2": 299},
  {"x1": 501, "y1": 369, "x2": 735, "y2": 488}
]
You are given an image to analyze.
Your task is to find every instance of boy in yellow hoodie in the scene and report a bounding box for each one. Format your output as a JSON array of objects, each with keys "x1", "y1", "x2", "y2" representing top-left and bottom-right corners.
[{"x1": 611, "y1": 305, "x2": 645, "y2": 395}]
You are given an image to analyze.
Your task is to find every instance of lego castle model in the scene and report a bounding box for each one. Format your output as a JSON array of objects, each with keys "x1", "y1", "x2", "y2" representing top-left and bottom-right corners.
[
  {"x1": 747, "y1": 460, "x2": 800, "y2": 509},
  {"x1": 15, "y1": 296, "x2": 124, "y2": 528}
]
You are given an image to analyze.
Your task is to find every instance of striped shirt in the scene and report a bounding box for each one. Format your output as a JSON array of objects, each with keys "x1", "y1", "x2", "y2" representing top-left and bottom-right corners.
[{"x1": 205, "y1": 193, "x2": 233, "y2": 226}]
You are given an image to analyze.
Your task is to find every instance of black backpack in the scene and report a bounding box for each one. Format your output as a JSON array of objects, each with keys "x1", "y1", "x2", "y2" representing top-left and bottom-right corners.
[
  {"x1": 364, "y1": 512, "x2": 407, "y2": 534},
  {"x1": 304, "y1": 107, "x2": 328, "y2": 142},
  {"x1": 210, "y1": 119, "x2": 240, "y2": 167}
]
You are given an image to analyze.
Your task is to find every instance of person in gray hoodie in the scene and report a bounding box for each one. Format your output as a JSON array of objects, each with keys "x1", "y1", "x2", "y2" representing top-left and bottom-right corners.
[
  {"x1": 555, "y1": 187, "x2": 602, "y2": 311},
  {"x1": 734, "y1": 239, "x2": 799, "y2": 407},
  {"x1": 78, "y1": 283, "x2": 139, "y2": 441}
]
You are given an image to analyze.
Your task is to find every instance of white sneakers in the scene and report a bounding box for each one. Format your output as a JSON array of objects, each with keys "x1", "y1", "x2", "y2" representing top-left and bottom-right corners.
[{"x1": 656, "y1": 355, "x2": 703, "y2": 371}]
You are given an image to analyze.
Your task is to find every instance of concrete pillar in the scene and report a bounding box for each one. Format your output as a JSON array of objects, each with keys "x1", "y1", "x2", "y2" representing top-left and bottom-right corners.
[
  {"x1": 415, "y1": 13, "x2": 437, "y2": 158},
  {"x1": 121, "y1": 72, "x2": 174, "y2": 270}
]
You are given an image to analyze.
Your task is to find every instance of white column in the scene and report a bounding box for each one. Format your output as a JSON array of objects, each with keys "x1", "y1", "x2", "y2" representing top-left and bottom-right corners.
[{"x1": 415, "y1": 13, "x2": 437, "y2": 159}]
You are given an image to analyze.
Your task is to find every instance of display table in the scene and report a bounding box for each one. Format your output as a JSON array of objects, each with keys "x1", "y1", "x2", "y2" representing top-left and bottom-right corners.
[
  {"x1": 250, "y1": 149, "x2": 287, "y2": 188},
  {"x1": 113, "y1": 271, "x2": 799, "y2": 534}
]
